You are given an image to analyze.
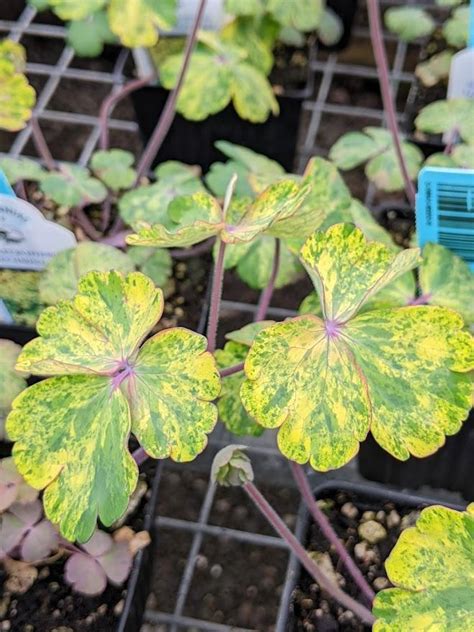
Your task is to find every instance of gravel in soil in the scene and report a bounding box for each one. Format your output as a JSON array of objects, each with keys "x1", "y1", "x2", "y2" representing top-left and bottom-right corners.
[
  {"x1": 0, "y1": 461, "x2": 158, "y2": 632},
  {"x1": 291, "y1": 490, "x2": 423, "y2": 632}
]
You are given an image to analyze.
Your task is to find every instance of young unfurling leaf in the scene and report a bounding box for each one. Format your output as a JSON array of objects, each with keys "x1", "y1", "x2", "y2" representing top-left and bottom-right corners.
[
  {"x1": 7, "y1": 271, "x2": 220, "y2": 542},
  {"x1": 211, "y1": 445, "x2": 254, "y2": 487},
  {"x1": 241, "y1": 224, "x2": 473, "y2": 471},
  {"x1": 373, "y1": 504, "x2": 474, "y2": 630}
]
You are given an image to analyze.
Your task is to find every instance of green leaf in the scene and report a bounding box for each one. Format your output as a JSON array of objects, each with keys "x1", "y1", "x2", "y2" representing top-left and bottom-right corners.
[
  {"x1": 373, "y1": 504, "x2": 474, "y2": 631},
  {"x1": 108, "y1": 0, "x2": 176, "y2": 48},
  {"x1": 225, "y1": 321, "x2": 275, "y2": 346},
  {"x1": 318, "y1": 7, "x2": 343, "y2": 46},
  {"x1": 0, "y1": 270, "x2": 44, "y2": 327},
  {"x1": 0, "y1": 41, "x2": 35, "y2": 132},
  {"x1": 0, "y1": 340, "x2": 28, "y2": 418},
  {"x1": 225, "y1": 0, "x2": 264, "y2": 16},
  {"x1": 8, "y1": 271, "x2": 219, "y2": 541},
  {"x1": 119, "y1": 161, "x2": 204, "y2": 229},
  {"x1": 211, "y1": 445, "x2": 254, "y2": 487},
  {"x1": 216, "y1": 140, "x2": 285, "y2": 182},
  {"x1": 451, "y1": 144, "x2": 474, "y2": 168},
  {"x1": 424, "y1": 152, "x2": 458, "y2": 168},
  {"x1": 415, "y1": 50, "x2": 453, "y2": 88},
  {"x1": 39, "y1": 242, "x2": 135, "y2": 305},
  {"x1": 215, "y1": 342, "x2": 264, "y2": 437},
  {"x1": 221, "y1": 17, "x2": 274, "y2": 75},
  {"x1": 67, "y1": 10, "x2": 117, "y2": 57},
  {"x1": 415, "y1": 99, "x2": 474, "y2": 145},
  {"x1": 90, "y1": 149, "x2": 136, "y2": 191},
  {"x1": 205, "y1": 161, "x2": 255, "y2": 198},
  {"x1": 267, "y1": 0, "x2": 324, "y2": 32},
  {"x1": 443, "y1": 6, "x2": 469, "y2": 48},
  {"x1": 420, "y1": 243, "x2": 474, "y2": 326},
  {"x1": 384, "y1": 7, "x2": 435, "y2": 42},
  {"x1": 0, "y1": 157, "x2": 45, "y2": 184},
  {"x1": 330, "y1": 127, "x2": 423, "y2": 192},
  {"x1": 49, "y1": 0, "x2": 106, "y2": 20},
  {"x1": 160, "y1": 37, "x2": 277, "y2": 122},
  {"x1": 241, "y1": 224, "x2": 473, "y2": 471},
  {"x1": 128, "y1": 246, "x2": 173, "y2": 287},
  {"x1": 40, "y1": 165, "x2": 107, "y2": 207}
]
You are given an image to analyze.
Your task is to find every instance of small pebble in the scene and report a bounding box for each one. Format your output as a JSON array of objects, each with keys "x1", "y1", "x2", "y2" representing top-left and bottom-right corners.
[
  {"x1": 376, "y1": 510, "x2": 386, "y2": 523},
  {"x1": 1, "y1": 622, "x2": 11, "y2": 631},
  {"x1": 210, "y1": 564, "x2": 222, "y2": 579},
  {"x1": 339, "y1": 610, "x2": 355, "y2": 624},
  {"x1": 246, "y1": 585, "x2": 258, "y2": 598},
  {"x1": 97, "y1": 604, "x2": 107, "y2": 616},
  {"x1": 373, "y1": 576, "x2": 390, "y2": 590},
  {"x1": 39, "y1": 567, "x2": 50, "y2": 579},
  {"x1": 215, "y1": 498, "x2": 230, "y2": 513},
  {"x1": 49, "y1": 582, "x2": 60, "y2": 593},
  {"x1": 362, "y1": 510, "x2": 376, "y2": 521},
  {"x1": 341, "y1": 502, "x2": 358, "y2": 519},
  {"x1": 387, "y1": 510, "x2": 401, "y2": 529},
  {"x1": 358, "y1": 520, "x2": 387, "y2": 544},
  {"x1": 52, "y1": 610, "x2": 60, "y2": 618},
  {"x1": 195, "y1": 554, "x2": 208, "y2": 570},
  {"x1": 301, "y1": 598, "x2": 314, "y2": 610},
  {"x1": 354, "y1": 541, "x2": 378, "y2": 563},
  {"x1": 401, "y1": 511, "x2": 420, "y2": 530}
]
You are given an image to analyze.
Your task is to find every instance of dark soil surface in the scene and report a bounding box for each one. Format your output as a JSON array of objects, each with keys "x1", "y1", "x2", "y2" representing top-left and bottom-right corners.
[
  {"x1": 291, "y1": 490, "x2": 425, "y2": 631},
  {"x1": 147, "y1": 468, "x2": 299, "y2": 631},
  {"x1": 0, "y1": 461, "x2": 158, "y2": 632}
]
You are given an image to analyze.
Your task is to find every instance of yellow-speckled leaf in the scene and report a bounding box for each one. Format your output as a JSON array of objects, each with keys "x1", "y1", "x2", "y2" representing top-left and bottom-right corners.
[
  {"x1": 300, "y1": 223, "x2": 421, "y2": 321},
  {"x1": 373, "y1": 504, "x2": 474, "y2": 631},
  {"x1": 39, "y1": 243, "x2": 135, "y2": 305},
  {"x1": 0, "y1": 340, "x2": 28, "y2": 416},
  {"x1": 216, "y1": 342, "x2": 264, "y2": 437},
  {"x1": 129, "y1": 329, "x2": 220, "y2": 461},
  {"x1": 241, "y1": 225, "x2": 473, "y2": 471},
  {"x1": 108, "y1": 0, "x2": 176, "y2": 48},
  {"x1": 0, "y1": 55, "x2": 35, "y2": 131},
  {"x1": 420, "y1": 243, "x2": 474, "y2": 326},
  {"x1": 7, "y1": 376, "x2": 137, "y2": 542},
  {"x1": 231, "y1": 62, "x2": 279, "y2": 123},
  {"x1": 49, "y1": 0, "x2": 106, "y2": 20},
  {"x1": 126, "y1": 191, "x2": 223, "y2": 248},
  {"x1": 17, "y1": 271, "x2": 163, "y2": 375}
]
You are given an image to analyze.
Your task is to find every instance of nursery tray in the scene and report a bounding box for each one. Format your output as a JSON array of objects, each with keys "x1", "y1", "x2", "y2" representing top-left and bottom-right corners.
[{"x1": 282, "y1": 479, "x2": 464, "y2": 631}]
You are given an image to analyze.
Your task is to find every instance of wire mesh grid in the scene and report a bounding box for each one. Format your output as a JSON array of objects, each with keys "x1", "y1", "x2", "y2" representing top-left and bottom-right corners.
[{"x1": 0, "y1": 1, "x2": 436, "y2": 630}]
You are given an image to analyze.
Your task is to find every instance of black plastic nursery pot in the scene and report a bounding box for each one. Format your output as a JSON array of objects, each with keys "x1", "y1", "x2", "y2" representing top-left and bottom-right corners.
[
  {"x1": 0, "y1": 323, "x2": 37, "y2": 346},
  {"x1": 358, "y1": 410, "x2": 474, "y2": 502},
  {"x1": 284, "y1": 480, "x2": 464, "y2": 631}
]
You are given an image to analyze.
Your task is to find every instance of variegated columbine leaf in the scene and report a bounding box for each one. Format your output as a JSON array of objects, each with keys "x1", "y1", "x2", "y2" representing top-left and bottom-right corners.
[
  {"x1": 221, "y1": 16, "x2": 274, "y2": 75},
  {"x1": 443, "y1": 5, "x2": 469, "y2": 48},
  {"x1": 0, "y1": 341, "x2": 28, "y2": 440},
  {"x1": 7, "y1": 271, "x2": 219, "y2": 541},
  {"x1": 384, "y1": 7, "x2": 435, "y2": 42},
  {"x1": 128, "y1": 247, "x2": 173, "y2": 288},
  {"x1": 330, "y1": 127, "x2": 423, "y2": 192},
  {"x1": 0, "y1": 156, "x2": 45, "y2": 184},
  {"x1": 373, "y1": 504, "x2": 474, "y2": 631},
  {"x1": 119, "y1": 161, "x2": 204, "y2": 230},
  {"x1": 0, "y1": 40, "x2": 35, "y2": 131},
  {"x1": 241, "y1": 224, "x2": 473, "y2": 471},
  {"x1": 90, "y1": 149, "x2": 136, "y2": 191},
  {"x1": 267, "y1": 0, "x2": 324, "y2": 32},
  {"x1": 40, "y1": 165, "x2": 107, "y2": 207},
  {"x1": 216, "y1": 341, "x2": 264, "y2": 438},
  {"x1": 415, "y1": 51, "x2": 453, "y2": 88},
  {"x1": 128, "y1": 176, "x2": 313, "y2": 248},
  {"x1": 48, "y1": 0, "x2": 106, "y2": 20},
  {"x1": 159, "y1": 35, "x2": 278, "y2": 122},
  {"x1": 39, "y1": 242, "x2": 135, "y2": 305},
  {"x1": 420, "y1": 243, "x2": 474, "y2": 326},
  {"x1": 107, "y1": 0, "x2": 176, "y2": 48},
  {"x1": 415, "y1": 99, "x2": 474, "y2": 145}
]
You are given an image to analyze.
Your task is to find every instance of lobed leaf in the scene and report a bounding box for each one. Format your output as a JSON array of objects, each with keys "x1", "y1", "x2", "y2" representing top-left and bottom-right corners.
[
  {"x1": 384, "y1": 7, "x2": 435, "y2": 42},
  {"x1": 415, "y1": 99, "x2": 474, "y2": 145},
  {"x1": 67, "y1": 10, "x2": 117, "y2": 57},
  {"x1": 107, "y1": 0, "x2": 176, "y2": 48},
  {"x1": 90, "y1": 149, "x2": 136, "y2": 191},
  {"x1": 0, "y1": 156, "x2": 45, "y2": 184},
  {"x1": 40, "y1": 165, "x2": 107, "y2": 207},
  {"x1": 0, "y1": 500, "x2": 43, "y2": 558},
  {"x1": 128, "y1": 247, "x2": 173, "y2": 288},
  {"x1": 241, "y1": 224, "x2": 473, "y2": 471},
  {"x1": 373, "y1": 504, "x2": 474, "y2": 631},
  {"x1": 0, "y1": 55, "x2": 35, "y2": 131},
  {"x1": 443, "y1": 6, "x2": 469, "y2": 48},
  {"x1": 39, "y1": 242, "x2": 135, "y2": 305}
]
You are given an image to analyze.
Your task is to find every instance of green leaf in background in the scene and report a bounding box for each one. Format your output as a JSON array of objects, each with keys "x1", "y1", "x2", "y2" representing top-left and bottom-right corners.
[
  {"x1": 443, "y1": 5, "x2": 469, "y2": 48},
  {"x1": 0, "y1": 156, "x2": 45, "y2": 184},
  {"x1": 40, "y1": 165, "x2": 107, "y2": 207},
  {"x1": 119, "y1": 161, "x2": 204, "y2": 229},
  {"x1": 225, "y1": 0, "x2": 265, "y2": 16},
  {"x1": 435, "y1": 0, "x2": 464, "y2": 6},
  {"x1": 384, "y1": 7, "x2": 435, "y2": 42},
  {"x1": 415, "y1": 50, "x2": 453, "y2": 88},
  {"x1": 0, "y1": 270, "x2": 44, "y2": 327},
  {"x1": 160, "y1": 35, "x2": 278, "y2": 122},
  {"x1": 128, "y1": 246, "x2": 173, "y2": 288},
  {"x1": 8, "y1": 271, "x2": 219, "y2": 541},
  {"x1": 373, "y1": 504, "x2": 474, "y2": 631},
  {"x1": 39, "y1": 242, "x2": 135, "y2": 305},
  {"x1": 420, "y1": 243, "x2": 474, "y2": 326},
  {"x1": 205, "y1": 161, "x2": 255, "y2": 198},
  {"x1": 0, "y1": 40, "x2": 35, "y2": 132},
  {"x1": 90, "y1": 149, "x2": 136, "y2": 191},
  {"x1": 108, "y1": 0, "x2": 176, "y2": 48},
  {"x1": 241, "y1": 224, "x2": 473, "y2": 471},
  {"x1": 0, "y1": 340, "x2": 28, "y2": 437},
  {"x1": 215, "y1": 341, "x2": 264, "y2": 437},
  {"x1": 67, "y1": 11, "x2": 117, "y2": 58},
  {"x1": 425, "y1": 145, "x2": 474, "y2": 169},
  {"x1": 267, "y1": 0, "x2": 324, "y2": 32},
  {"x1": 48, "y1": 0, "x2": 106, "y2": 20},
  {"x1": 330, "y1": 127, "x2": 423, "y2": 192},
  {"x1": 416, "y1": 99, "x2": 474, "y2": 144},
  {"x1": 225, "y1": 321, "x2": 275, "y2": 346},
  {"x1": 318, "y1": 7, "x2": 343, "y2": 47},
  {"x1": 221, "y1": 17, "x2": 274, "y2": 75}
]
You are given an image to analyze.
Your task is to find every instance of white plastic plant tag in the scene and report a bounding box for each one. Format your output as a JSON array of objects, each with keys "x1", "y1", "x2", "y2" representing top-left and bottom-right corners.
[
  {"x1": 447, "y1": 48, "x2": 474, "y2": 100},
  {"x1": 0, "y1": 194, "x2": 76, "y2": 271},
  {"x1": 168, "y1": 0, "x2": 227, "y2": 35}
]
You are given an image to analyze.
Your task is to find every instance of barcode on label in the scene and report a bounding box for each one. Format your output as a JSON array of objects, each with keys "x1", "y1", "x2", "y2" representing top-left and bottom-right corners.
[{"x1": 416, "y1": 167, "x2": 474, "y2": 270}]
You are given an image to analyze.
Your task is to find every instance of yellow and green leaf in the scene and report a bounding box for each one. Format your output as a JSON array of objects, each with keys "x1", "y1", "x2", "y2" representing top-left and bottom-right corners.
[
  {"x1": 241, "y1": 224, "x2": 473, "y2": 471},
  {"x1": 373, "y1": 504, "x2": 474, "y2": 631},
  {"x1": 107, "y1": 0, "x2": 176, "y2": 48},
  {"x1": 416, "y1": 99, "x2": 474, "y2": 145},
  {"x1": 0, "y1": 40, "x2": 35, "y2": 131},
  {"x1": 0, "y1": 340, "x2": 28, "y2": 430}
]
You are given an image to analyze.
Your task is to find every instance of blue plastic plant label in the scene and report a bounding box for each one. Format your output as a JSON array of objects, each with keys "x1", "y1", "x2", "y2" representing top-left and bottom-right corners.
[
  {"x1": 416, "y1": 167, "x2": 474, "y2": 270},
  {"x1": 0, "y1": 168, "x2": 15, "y2": 197}
]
